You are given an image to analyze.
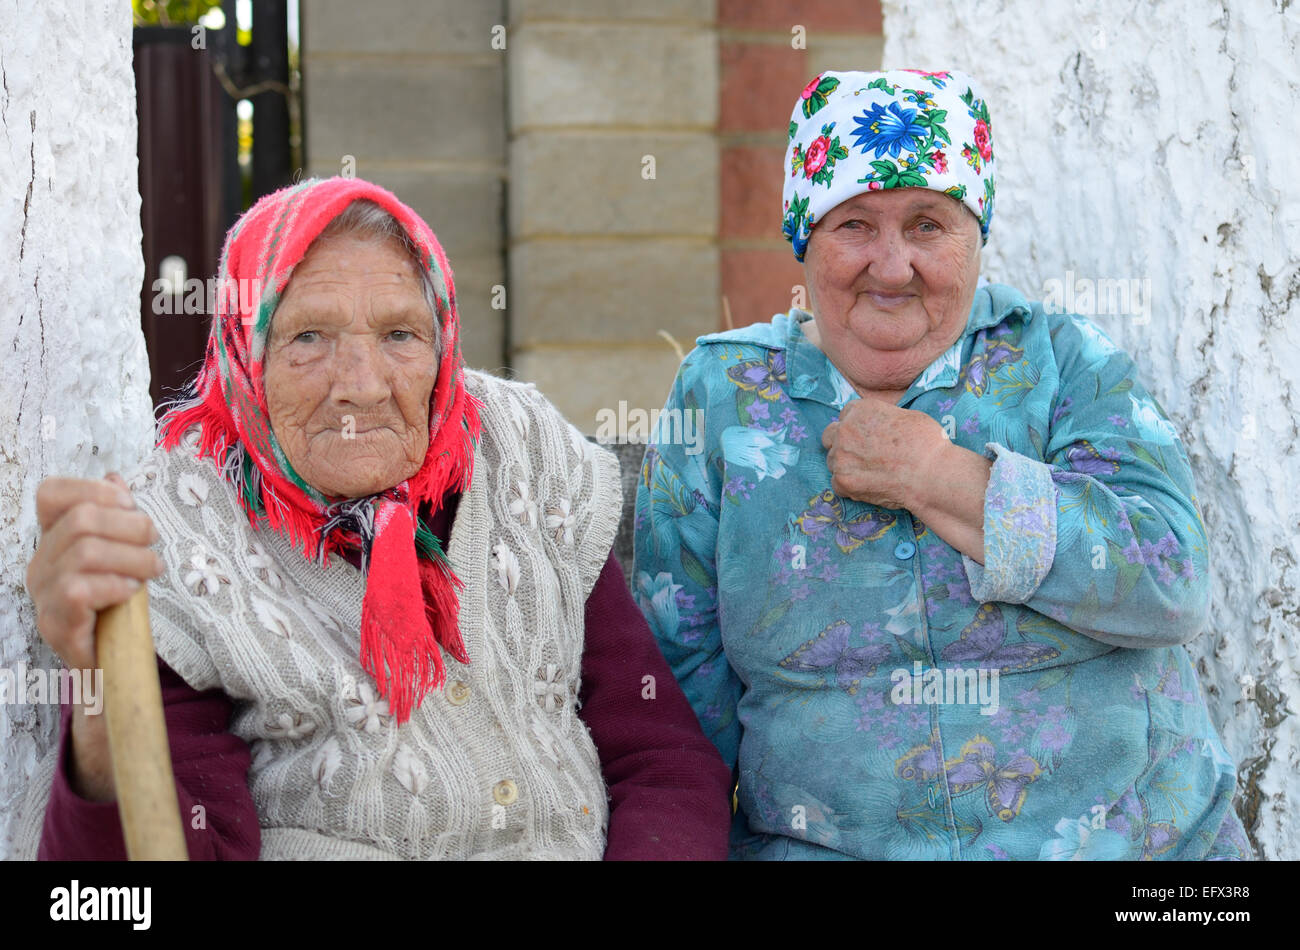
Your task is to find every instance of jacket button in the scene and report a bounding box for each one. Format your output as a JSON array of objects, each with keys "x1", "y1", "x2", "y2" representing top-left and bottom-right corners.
[
  {"x1": 894, "y1": 541, "x2": 916, "y2": 560},
  {"x1": 447, "y1": 681, "x2": 470, "y2": 706},
  {"x1": 493, "y1": 780, "x2": 518, "y2": 806}
]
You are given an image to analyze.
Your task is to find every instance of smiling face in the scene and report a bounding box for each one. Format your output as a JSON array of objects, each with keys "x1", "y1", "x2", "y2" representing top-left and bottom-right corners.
[
  {"x1": 263, "y1": 234, "x2": 438, "y2": 500},
  {"x1": 802, "y1": 187, "x2": 982, "y2": 396}
]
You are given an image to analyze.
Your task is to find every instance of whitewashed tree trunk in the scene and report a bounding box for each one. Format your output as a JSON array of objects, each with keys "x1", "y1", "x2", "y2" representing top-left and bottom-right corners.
[
  {"x1": 884, "y1": 0, "x2": 1299, "y2": 859},
  {"x1": 0, "y1": 1, "x2": 153, "y2": 858}
]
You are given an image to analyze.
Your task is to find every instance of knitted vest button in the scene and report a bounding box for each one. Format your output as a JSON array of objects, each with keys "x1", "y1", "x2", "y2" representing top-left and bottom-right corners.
[
  {"x1": 493, "y1": 780, "x2": 518, "y2": 806},
  {"x1": 447, "y1": 681, "x2": 471, "y2": 706}
]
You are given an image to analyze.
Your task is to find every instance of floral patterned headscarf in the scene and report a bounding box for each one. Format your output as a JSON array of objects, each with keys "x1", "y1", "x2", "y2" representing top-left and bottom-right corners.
[
  {"x1": 159, "y1": 177, "x2": 482, "y2": 724},
  {"x1": 782, "y1": 68, "x2": 996, "y2": 261}
]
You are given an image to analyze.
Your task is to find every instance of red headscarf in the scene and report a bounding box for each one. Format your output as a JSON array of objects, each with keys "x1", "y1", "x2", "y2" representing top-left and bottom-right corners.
[{"x1": 159, "y1": 177, "x2": 482, "y2": 723}]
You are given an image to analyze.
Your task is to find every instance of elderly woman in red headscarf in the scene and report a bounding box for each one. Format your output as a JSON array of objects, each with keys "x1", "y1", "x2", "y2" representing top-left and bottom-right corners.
[{"x1": 21, "y1": 177, "x2": 731, "y2": 860}]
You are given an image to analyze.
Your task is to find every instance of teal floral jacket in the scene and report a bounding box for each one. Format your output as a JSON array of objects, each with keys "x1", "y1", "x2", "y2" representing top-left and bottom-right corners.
[{"x1": 633, "y1": 283, "x2": 1250, "y2": 860}]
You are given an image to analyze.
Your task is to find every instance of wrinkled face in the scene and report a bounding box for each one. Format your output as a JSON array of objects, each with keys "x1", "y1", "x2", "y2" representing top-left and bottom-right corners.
[
  {"x1": 264, "y1": 235, "x2": 438, "y2": 499},
  {"x1": 802, "y1": 187, "x2": 982, "y2": 395}
]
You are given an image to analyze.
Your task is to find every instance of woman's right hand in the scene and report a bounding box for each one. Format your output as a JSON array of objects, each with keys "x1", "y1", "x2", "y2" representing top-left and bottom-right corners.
[
  {"x1": 25, "y1": 473, "x2": 163, "y2": 672},
  {"x1": 24, "y1": 472, "x2": 164, "y2": 801}
]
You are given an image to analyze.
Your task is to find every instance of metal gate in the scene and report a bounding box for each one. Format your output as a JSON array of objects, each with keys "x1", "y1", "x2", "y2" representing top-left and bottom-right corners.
[{"x1": 133, "y1": 1, "x2": 295, "y2": 407}]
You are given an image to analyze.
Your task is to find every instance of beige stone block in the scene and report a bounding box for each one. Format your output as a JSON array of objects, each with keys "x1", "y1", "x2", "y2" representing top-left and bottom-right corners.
[
  {"x1": 303, "y1": 0, "x2": 507, "y2": 55},
  {"x1": 304, "y1": 165, "x2": 505, "y2": 259},
  {"x1": 805, "y1": 33, "x2": 884, "y2": 75},
  {"x1": 458, "y1": 304, "x2": 508, "y2": 375},
  {"x1": 509, "y1": 0, "x2": 714, "y2": 23},
  {"x1": 510, "y1": 24, "x2": 716, "y2": 130},
  {"x1": 305, "y1": 60, "x2": 504, "y2": 163},
  {"x1": 440, "y1": 255, "x2": 508, "y2": 373},
  {"x1": 510, "y1": 240, "x2": 718, "y2": 345},
  {"x1": 510, "y1": 132, "x2": 717, "y2": 237},
  {"x1": 513, "y1": 345, "x2": 686, "y2": 434}
]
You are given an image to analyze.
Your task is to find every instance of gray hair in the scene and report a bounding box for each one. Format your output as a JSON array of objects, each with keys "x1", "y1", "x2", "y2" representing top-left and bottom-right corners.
[{"x1": 300, "y1": 198, "x2": 445, "y2": 360}]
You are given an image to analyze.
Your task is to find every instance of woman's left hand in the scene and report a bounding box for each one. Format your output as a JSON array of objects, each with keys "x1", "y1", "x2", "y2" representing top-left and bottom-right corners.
[{"x1": 822, "y1": 399, "x2": 992, "y2": 562}]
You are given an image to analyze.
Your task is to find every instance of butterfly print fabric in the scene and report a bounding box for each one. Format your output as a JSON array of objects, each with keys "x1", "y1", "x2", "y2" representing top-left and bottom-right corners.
[{"x1": 633, "y1": 282, "x2": 1248, "y2": 860}]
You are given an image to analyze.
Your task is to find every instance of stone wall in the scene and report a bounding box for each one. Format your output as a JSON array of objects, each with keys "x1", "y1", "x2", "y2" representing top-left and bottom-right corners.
[
  {"x1": 0, "y1": 0, "x2": 154, "y2": 858},
  {"x1": 301, "y1": 0, "x2": 508, "y2": 373},
  {"x1": 506, "y1": 0, "x2": 719, "y2": 431},
  {"x1": 884, "y1": 0, "x2": 1300, "y2": 859},
  {"x1": 717, "y1": 0, "x2": 883, "y2": 333}
]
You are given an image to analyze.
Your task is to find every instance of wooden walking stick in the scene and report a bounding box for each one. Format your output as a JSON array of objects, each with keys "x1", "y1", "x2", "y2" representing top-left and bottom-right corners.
[{"x1": 95, "y1": 586, "x2": 189, "y2": 860}]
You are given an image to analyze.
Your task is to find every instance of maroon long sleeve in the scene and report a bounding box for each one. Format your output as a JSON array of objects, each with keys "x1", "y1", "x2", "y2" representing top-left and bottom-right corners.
[
  {"x1": 39, "y1": 495, "x2": 731, "y2": 860},
  {"x1": 38, "y1": 662, "x2": 260, "y2": 860},
  {"x1": 577, "y1": 554, "x2": 733, "y2": 859}
]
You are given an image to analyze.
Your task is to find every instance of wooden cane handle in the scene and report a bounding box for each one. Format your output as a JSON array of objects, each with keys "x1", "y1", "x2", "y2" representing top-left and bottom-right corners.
[{"x1": 95, "y1": 586, "x2": 188, "y2": 860}]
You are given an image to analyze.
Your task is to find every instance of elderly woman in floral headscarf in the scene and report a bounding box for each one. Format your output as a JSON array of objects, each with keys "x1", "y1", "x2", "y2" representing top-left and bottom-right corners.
[
  {"x1": 23, "y1": 177, "x2": 731, "y2": 860},
  {"x1": 635, "y1": 69, "x2": 1250, "y2": 860}
]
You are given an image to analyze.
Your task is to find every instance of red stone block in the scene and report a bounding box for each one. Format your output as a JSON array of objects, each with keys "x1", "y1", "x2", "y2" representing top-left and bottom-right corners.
[
  {"x1": 718, "y1": 0, "x2": 883, "y2": 34},
  {"x1": 720, "y1": 41, "x2": 807, "y2": 132},
  {"x1": 721, "y1": 145, "x2": 789, "y2": 239},
  {"x1": 721, "y1": 249, "x2": 807, "y2": 330}
]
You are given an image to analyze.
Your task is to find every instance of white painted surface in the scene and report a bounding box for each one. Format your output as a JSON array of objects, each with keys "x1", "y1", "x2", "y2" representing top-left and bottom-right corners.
[
  {"x1": 884, "y1": 0, "x2": 1299, "y2": 859},
  {"x1": 0, "y1": 1, "x2": 153, "y2": 858}
]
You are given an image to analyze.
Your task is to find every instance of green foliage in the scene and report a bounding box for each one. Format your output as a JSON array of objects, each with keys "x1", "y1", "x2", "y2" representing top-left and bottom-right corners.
[{"x1": 133, "y1": 0, "x2": 222, "y2": 26}]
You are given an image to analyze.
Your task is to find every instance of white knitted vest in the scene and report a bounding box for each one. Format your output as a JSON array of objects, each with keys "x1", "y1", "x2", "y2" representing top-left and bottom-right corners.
[{"x1": 119, "y1": 370, "x2": 619, "y2": 860}]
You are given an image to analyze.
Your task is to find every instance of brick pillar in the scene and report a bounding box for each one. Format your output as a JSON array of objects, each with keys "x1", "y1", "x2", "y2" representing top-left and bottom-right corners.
[
  {"x1": 507, "y1": 0, "x2": 719, "y2": 431},
  {"x1": 717, "y1": 0, "x2": 883, "y2": 329},
  {"x1": 301, "y1": 0, "x2": 508, "y2": 372}
]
